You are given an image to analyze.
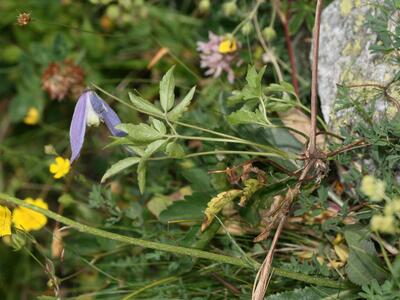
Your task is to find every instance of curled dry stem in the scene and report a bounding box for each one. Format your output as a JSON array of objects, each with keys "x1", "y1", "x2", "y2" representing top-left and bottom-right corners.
[{"x1": 337, "y1": 82, "x2": 400, "y2": 111}]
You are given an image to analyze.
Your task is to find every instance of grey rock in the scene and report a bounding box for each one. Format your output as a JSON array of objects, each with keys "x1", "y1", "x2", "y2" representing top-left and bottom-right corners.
[{"x1": 316, "y1": 0, "x2": 399, "y2": 126}]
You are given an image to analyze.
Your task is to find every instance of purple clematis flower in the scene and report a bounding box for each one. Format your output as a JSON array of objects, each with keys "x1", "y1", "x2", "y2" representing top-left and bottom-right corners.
[{"x1": 69, "y1": 90, "x2": 125, "y2": 163}]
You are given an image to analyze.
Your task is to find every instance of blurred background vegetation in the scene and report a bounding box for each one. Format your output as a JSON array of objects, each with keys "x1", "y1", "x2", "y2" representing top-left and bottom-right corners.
[{"x1": 2, "y1": 0, "x2": 400, "y2": 299}]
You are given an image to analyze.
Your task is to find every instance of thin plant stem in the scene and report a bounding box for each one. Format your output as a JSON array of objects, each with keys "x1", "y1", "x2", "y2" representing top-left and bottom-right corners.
[
  {"x1": 0, "y1": 192, "x2": 347, "y2": 289},
  {"x1": 309, "y1": 0, "x2": 323, "y2": 154},
  {"x1": 269, "y1": 0, "x2": 276, "y2": 27},
  {"x1": 375, "y1": 233, "x2": 395, "y2": 279},
  {"x1": 231, "y1": 0, "x2": 265, "y2": 36},
  {"x1": 214, "y1": 214, "x2": 256, "y2": 267},
  {"x1": 259, "y1": 95, "x2": 271, "y2": 124},
  {"x1": 122, "y1": 276, "x2": 179, "y2": 300},
  {"x1": 1, "y1": 192, "x2": 253, "y2": 268},
  {"x1": 277, "y1": 0, "x2": 300, "y2": 96},
  {"x1": 252, "y1": 214, "x2": 286, "y2": 300},
  {"x1": 253, "y1": 14, "x2": 283, "y2": 82},
  {"x1": 166, "y1": 134, "x2": 288, "y2": 155},
  {"x1": 149, "y1": 150, "x2": 292, "y2": 160}
]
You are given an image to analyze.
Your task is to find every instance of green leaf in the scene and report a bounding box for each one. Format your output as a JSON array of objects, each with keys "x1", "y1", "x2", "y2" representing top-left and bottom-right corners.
[
  {"x1": 246, "y1": 65, "x2": 265, "y2": 88},
  {"x1": 265, "y1": 81, "x2": 295, "y2": 95},
  {"x1": 137, "y1": 161, "x2": 147, "y2": 195},
  {"x1": 116, "y1": 123, "x2": 164, "y2": 142},
  {"x1": 165, "y1": 142, "x2": 185, "y2": 158},
  {"x1": 128, "y1": 92, "x2": 163, "y2": 116},
  {"x1": 101, "y1": 157, "x2": 141, "y2": 183},
  {"x1": 147, "y1": 195, "x2": 173, "y2": 218},
  {"x1": 265, "y1": 101, "x2": 293, "y2": 112},
  {"x1": 144, "y1": 139, "x2": 167, "y2": 159},
  {"x1": 160, "y1": 66, "x2": 176, "y2": 112},
  {"x1": 226, "y1": 109, "x2": 265, "y2": 125},
  {"x1": 181, "y1": 168, "x2": 213, "y2": 192},
  {"x1": 228, "y1": 65, "x2": 266, "y2": 104},
  {"x1": 344, "y1": 226, "x2": 389, "y2": 285},
  {"x1": 137, "y1": 139, "x2": 168, "y2": 193},
  {"x1": 289, "y1": 11, "x2": 305, "y2": 35},
  {"x1": 167, "y1": 86, "x2": 196, "y2": 121},
  {"x1": 159, "y1": 192, "x2": 211, "y2": 223},
  {"x1": 150, "y1": 118, "x2": 167, "y2": 134}
]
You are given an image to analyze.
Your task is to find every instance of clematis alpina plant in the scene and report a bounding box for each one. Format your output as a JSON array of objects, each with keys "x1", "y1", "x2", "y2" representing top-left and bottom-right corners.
[{"x1": 69, "y1": 90, "x2": 125, "y2": 163}]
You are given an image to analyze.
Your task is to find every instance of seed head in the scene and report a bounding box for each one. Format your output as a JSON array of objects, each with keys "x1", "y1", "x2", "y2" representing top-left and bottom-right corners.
[{"x1": 17, "y1": 12, "x2": 32, "y2": 26}]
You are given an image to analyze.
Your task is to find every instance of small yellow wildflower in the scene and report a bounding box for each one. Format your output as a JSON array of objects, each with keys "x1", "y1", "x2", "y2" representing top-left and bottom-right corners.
[
  {"x1": 384, "y1": 198, "x2": 400, "y2": 216},
  {"x1": 360, "y1": 175, "x2": 386, "y2": 202},
  {"x1": 49, "y1": 156, "x2": 70, "y2": 179},
  {"x1": 24, "y1": 107, "x2": 40, "y2": 125},
  {"x1": 370, "y1": 214, "x2": 396, "y2": 234},
  {"x1": 0, "y1": 205, "x2": 12, "y2": 237},
  {"x1": 12, "y1": 198, "x2": 48, "y2": 232},
  {"x1": 219, "y1": 37, "x2": 237, "y2": 54}
]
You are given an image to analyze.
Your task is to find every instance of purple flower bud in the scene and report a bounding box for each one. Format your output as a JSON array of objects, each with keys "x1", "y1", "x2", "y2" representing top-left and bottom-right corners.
[{"x1": 69, "y1": 90, "x2": 125, "y2": 163}]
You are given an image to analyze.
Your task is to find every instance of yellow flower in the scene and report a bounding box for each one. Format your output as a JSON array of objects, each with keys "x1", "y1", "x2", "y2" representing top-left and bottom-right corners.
[
  {"x1": 24, "y1": 107, "x2": 40, "y2": 125},
  {"x1": 0, "y1": 205, "x2": 12, "y2": 237},
  {"x1": 360, "y1": 175, "x2": 386, "y2": 202},
  {"x1": 12, "y1": 198, "x2": 48, "y2": 232},
  {"x1": 50, "y1": 156, "x2": 70, "y2": 179},
  {"x1": 370, "y1": 214, "x2": 396, "y2": 234},
  {"x1": 218, "y1": 37, "x2": 237, "y2": 54}
]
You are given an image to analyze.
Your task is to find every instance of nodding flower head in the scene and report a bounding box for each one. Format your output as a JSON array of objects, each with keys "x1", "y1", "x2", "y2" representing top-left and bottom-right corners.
[{"x1": 69, "y1": 90, "x2": 125, "y2": 163}]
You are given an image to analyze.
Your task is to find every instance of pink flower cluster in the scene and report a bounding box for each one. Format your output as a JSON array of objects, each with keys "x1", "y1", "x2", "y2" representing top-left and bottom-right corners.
[{"x1": 197, "y1": 32, "x2": 241, "y2": 83}]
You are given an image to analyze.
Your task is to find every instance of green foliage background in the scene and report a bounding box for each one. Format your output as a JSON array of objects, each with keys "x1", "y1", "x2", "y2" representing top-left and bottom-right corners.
[{"x1": 0, "y1": 0, "x2": 399, "y2": 299}]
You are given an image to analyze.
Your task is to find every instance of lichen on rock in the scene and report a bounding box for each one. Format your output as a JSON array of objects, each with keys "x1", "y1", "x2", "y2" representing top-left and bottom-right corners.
[{"x1": 316, "y1": 0, "x2": 400, "y2": 128}]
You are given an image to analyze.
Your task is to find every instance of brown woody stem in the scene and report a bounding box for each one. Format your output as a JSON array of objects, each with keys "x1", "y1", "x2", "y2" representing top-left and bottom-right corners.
[{"x1": 309, "y1": 0, "x2": 323, "y2": 154}]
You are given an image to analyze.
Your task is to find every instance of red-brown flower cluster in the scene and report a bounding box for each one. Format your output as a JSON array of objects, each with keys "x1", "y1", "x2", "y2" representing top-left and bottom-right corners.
[{"x1": 42, "y1": 60, "x2": 85, "y2": 101}]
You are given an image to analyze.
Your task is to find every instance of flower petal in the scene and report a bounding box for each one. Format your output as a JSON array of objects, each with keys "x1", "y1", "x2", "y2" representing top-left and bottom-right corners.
[
  {"x1": 70, "y1": 91, "x2": 89, "y2": 163},
  {"x1": 0, "y1": 205, "x2": 12, "y2": 237},
  {"x1": 12, "y1": 198, "x2": 48, "y2": 232},
  {"x1": 90, "y1": 92, "x2": 126, "y2": 137},
  {"x1": 49, "y1": 163, "x2": 58, "y2": 173}
]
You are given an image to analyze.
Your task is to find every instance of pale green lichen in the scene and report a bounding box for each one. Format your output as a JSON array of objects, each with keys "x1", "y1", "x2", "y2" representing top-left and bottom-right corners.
[
  {"x1": 384, "y1": 73, "x2": 392, "y2": 81},
  {"x1": 354, "y1": 14, "x2": 365, "y2": 32},
  {"x1": 342, "y1": 42, "x2": 353, "y2": 56},
  {"x1": 340, "y1": 0, "x2": 353, "y2": 16},
  {"x1": 342, "y1": 40, "x2": 362, "y2": 56},
  {"x1": 353, "y1": 40, "x2": 362, "y2": 55}
]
